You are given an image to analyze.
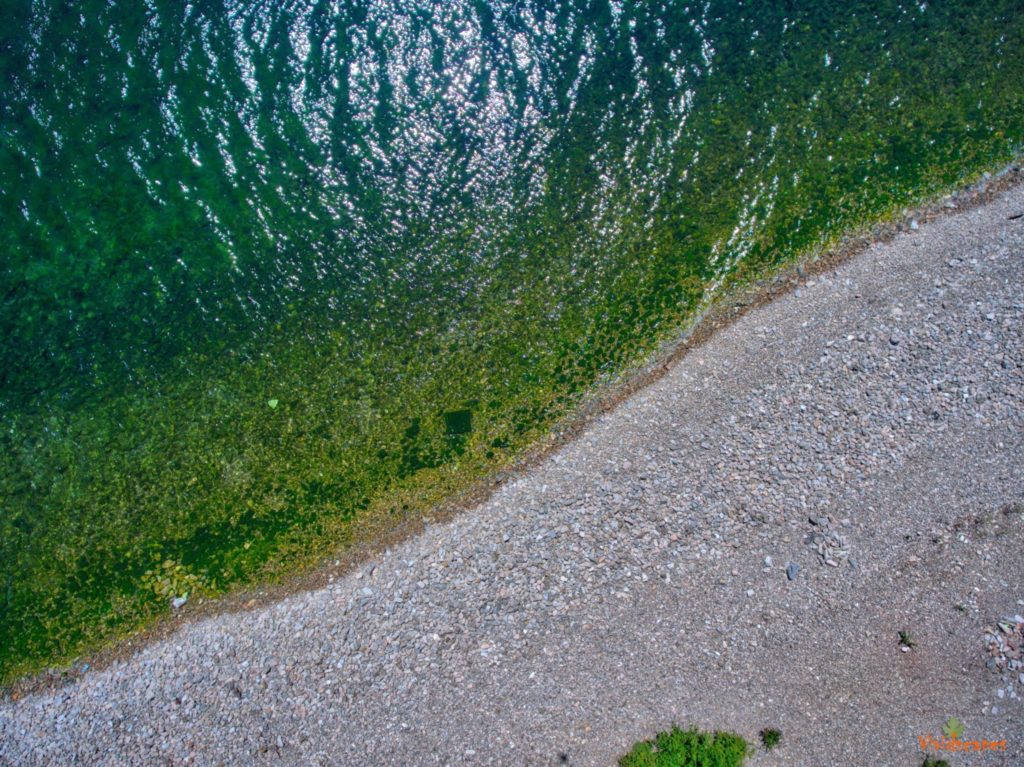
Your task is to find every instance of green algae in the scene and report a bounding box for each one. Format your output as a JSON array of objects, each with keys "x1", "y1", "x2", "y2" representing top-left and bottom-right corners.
[{"x1": 2, "y1": 0, "x2": 1024, "y2": 682}]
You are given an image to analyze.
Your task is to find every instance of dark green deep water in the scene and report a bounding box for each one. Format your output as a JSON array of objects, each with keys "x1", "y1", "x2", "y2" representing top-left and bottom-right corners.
[{"x1": 1, "y1": 0, "x2": 1023, "y2": 679}]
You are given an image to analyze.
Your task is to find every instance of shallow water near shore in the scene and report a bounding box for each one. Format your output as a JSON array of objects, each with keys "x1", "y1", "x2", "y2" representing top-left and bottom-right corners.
[{"x1": 2, "y1": 0, "x2": 1023, "y2": 680}]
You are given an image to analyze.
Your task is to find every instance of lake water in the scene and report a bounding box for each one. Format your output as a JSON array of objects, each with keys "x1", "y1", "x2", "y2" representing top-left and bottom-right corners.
[{"x1": 2, "y1": 0, "x2": 1022, "y2": 678}]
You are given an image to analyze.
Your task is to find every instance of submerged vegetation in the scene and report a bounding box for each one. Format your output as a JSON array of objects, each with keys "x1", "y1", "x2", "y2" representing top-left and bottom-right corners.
[{"x1": 2, "y1": 0, "x2": 1024, "y2": 681}]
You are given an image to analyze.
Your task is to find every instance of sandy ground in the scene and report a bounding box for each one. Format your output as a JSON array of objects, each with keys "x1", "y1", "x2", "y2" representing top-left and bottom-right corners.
[{"x1": 2, "y1": 179, "x2": 1023, "y2": 766}]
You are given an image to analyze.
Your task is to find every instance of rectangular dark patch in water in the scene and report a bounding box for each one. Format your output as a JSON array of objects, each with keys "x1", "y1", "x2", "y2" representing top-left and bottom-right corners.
[{"x1": 443, "y1": 408, "x2": 473, "y2": 435}]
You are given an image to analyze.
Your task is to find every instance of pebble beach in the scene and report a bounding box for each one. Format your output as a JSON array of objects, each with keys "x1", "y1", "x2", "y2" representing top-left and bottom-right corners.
[{"x1": 2, "y1": 177, "x2": 1023, "y2": 766}]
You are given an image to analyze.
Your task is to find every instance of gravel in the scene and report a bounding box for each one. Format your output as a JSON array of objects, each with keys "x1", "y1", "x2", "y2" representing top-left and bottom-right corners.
[{"x1": 2, "y1": 181, "x2": 1023, "y2": 766}]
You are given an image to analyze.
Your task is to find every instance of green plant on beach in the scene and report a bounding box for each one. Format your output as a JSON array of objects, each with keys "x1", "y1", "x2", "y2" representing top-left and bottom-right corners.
[
  {"x1": 941, "y1": 717, "x2": 964, "y2": 739},
  {"x1": 898, "y1": 630, "x2": 917, "y2": 649},
  {"x1": 922, "y1": 757, "x2": 951, "y2": 767},
  {"x1": 759, "y1": 728, "x2": 782, "y2": 751},
  {"x1": 619, "y1": 726, "x2": 748, "y2": 767}
]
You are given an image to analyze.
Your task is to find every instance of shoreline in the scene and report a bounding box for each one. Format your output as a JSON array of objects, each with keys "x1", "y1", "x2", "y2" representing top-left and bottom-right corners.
[
  {"x1": 4, "y1": 158, "x2": 1023, "y2": 701},
  {"x1": 2, "y1": 165, "x2": 1023, "y2": 764}
]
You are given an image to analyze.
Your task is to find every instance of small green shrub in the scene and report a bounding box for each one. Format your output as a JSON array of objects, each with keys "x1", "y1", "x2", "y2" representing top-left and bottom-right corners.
[
  {"x1": 759, "y1": 728, "x2": 782, "y2": 750},
  {"x1": 922, "y1": 757, "x2": 950, "y2": 767},
  {"x1": 619, "y1": 726, "x2": 748, "y2": 767},
  {"x1": 941, "y1": 717, "x2": 964, "y2": 739}
]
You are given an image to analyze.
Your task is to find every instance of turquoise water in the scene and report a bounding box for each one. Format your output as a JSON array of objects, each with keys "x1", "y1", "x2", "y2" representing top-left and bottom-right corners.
[{"x1": 2, "y1": 0, "x2": 1023, "y2": 679}]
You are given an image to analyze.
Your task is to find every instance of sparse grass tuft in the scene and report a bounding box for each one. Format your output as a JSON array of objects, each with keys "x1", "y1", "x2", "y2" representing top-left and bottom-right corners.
[
  {"x1": 759, "y1": 728, "x2": 782, "y2": 750},
  {"x1": 898, "y1": 630, "x2": 916, "y2": 649},
  {"x1": 922, "y1": 757, "x2": 951, "y2": 767},
  {"x1": 619, "y1": 726, "x2": 748, "y2": 767}
]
